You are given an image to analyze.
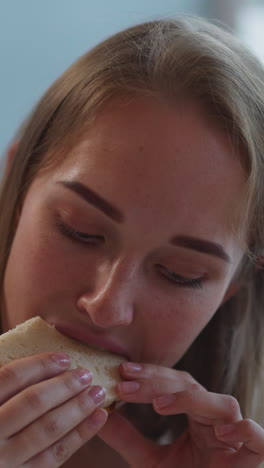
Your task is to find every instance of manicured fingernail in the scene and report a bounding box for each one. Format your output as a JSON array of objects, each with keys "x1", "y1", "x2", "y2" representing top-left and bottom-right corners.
[
  {"x1": 118, "y1": 381, "x2": 141, "y2": 394},
  {"x1": 73, "y1": 369, "x2": 92, "y2": 385},
  {"x1": 89, "y1": 386, "x2": 106, "y2": 404},
  {"x1": 153, "y1": 394, "x2": 176, "y2": 409},
  {"x1": 122, "y1": 362, "x2": 143, "y2": 373},
  {"x1": 215, "y1": 423, "x2": 236, "y2": 437},
  {"x1": 51, "y1": 353, "x2": 70, "y2": 367}
]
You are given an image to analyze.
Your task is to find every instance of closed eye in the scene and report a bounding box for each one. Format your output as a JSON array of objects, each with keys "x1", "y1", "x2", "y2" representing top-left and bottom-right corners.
[
  {"x1": 56, "y1": 220, "x2": 104, "y2": 245},
  {"x1": 56, "y1": 219, "x2": 204, "y2": 289},
  {"x1": 156, "y1": 264, "x2": 204, "y2": 289}
]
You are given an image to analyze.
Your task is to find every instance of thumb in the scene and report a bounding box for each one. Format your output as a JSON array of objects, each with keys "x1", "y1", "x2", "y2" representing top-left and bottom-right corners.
[{"x1": 98, "y1": 411, "x2": 159, "y2": 467}]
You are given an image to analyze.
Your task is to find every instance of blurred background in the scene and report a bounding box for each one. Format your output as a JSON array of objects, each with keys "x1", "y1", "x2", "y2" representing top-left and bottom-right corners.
[{"x1": 1, "y1": 0, "x2": 264, "y2": 158}]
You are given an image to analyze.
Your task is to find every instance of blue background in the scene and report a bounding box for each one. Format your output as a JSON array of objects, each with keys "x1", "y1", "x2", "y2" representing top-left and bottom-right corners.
[{"x1": 0, "y1": 0, "x2": 208, "y2": 158}]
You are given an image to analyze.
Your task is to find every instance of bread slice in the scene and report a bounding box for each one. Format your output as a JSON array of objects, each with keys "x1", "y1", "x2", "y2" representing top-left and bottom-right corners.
[{"x1": 0, "y1": 316, "x2": 125, "y2": 407}]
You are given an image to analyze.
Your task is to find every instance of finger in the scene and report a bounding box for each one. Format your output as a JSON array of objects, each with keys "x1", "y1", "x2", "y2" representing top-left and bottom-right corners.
[
  {"x1": 215, "y1": 419, "x2": 264, "y2": 456},
  {"x1": 0, "y1": 352, "x2": 71, "y2": 404},
  {"x1": 23, "y1": 408, "x2": 108, "y2": 468},
  {"x1": 119, "y1": 363, "x2": 242, "y2": 424},
  {"x1": 231, "y1": 447, "x2": 264, "y2": 468},
  {"x1": 0, "y1": 368, "x2": 93, "y2": 439},
  {"x1": 118, "y1": 361, "x2": 202, "y2": 402},
  {"x1": 99, "y1": 411, "x2": 160, "y2": 467},
  {"x1": 3, "y1": 385, "x2": 106, "y2": 466},
  {"x1": 153, "y1": 390, "x2": 242, "y2": 425}
]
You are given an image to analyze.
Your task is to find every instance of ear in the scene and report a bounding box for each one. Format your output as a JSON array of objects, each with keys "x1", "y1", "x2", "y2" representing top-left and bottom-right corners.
[{"x1": 6, "y1": 141, "x2": 19, "y2": 171}]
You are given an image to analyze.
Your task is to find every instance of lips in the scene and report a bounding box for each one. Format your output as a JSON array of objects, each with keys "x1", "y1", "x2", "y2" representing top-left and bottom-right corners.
[{"x1": 54, "y1": 322, "x2": 129, "y2": 360}]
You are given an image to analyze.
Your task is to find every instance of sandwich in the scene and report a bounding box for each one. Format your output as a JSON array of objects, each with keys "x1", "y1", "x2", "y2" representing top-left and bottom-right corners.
[{"x1": 0, "y1": 316, "x2": 125, "y2": 408}]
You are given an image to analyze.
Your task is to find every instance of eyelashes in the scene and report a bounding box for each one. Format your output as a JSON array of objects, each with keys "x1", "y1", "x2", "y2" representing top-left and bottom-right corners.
[
  {"x1": 156, "y1": 264, "x2": 204, "y2": 289},
  {"x1": 56, "y1": 219, "x2": 104, "y2": 245},
  {"x1": 55, "y1": 218, "x2": 204, "y2": 290}
]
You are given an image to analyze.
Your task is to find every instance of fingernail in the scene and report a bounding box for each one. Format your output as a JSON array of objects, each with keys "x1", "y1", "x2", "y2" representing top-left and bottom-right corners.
[
  {"x1": 122, "y1": 362, "x2": 143, "y2": 373},
  {"x1": 153, "y1": 394, "x2": 176, "y2": 409},
  {"x1": 51, "y1": 353, "x2": 70, "y2": 367},
  {"x1": 73, "y1": 369, "x2": 93, "y2": 385},
  {"x1": 215, "y1": 423, "x2": 236, "y2": 437},
  {"x1": 118, "y1": 381, "x2": 141, "y2": 394},
  {"x1": 89, "y1": 386, "x2": 106, "y2": 404}
]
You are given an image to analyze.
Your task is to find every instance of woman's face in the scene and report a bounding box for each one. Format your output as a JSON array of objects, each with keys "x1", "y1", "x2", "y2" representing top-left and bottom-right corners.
[{"x1": 2, "y1": 96, "x2": 246, "y2": 366}]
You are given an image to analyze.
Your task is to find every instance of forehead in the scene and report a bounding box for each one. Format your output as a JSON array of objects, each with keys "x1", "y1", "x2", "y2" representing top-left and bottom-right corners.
[{"x1": 43, "y1": 96, "x2": 246, "y2": 242}]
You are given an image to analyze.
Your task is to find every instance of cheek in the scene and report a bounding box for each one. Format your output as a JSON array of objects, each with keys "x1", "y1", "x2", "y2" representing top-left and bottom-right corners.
[
  {"x1": 4, "y1": 215, "x2": 104, "y2": 305},
  {"x1": 143, "y1": 289, "x2": 224, "y2": 366},
  {"x1": 3, "y1": 219, "x2": 81, "y2": 310}
]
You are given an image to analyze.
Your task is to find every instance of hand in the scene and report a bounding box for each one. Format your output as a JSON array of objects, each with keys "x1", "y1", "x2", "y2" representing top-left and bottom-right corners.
[
  {"x1": 0, "y1": 353, "x2": 108, "y2": 467},
  {"x1": 99, "y1": 362, "x2": 264, "y2": 468}
]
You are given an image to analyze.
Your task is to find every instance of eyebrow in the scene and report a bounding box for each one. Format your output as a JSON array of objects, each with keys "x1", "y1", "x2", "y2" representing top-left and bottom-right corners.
[
  {"x1": 170, "y1": 235, "x2": 231, "y2": 263},
  {"x1": 58, "y1": 180, "x2": 124, "y2": 223},
  {"x1": 58, "y1": 180, "x2": 231, "y2": 263}
]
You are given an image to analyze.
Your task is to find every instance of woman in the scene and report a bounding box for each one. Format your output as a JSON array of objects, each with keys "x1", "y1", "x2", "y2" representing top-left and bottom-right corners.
[{"x1": 0, "y1": 16, "x2": 264, "y2": 467}]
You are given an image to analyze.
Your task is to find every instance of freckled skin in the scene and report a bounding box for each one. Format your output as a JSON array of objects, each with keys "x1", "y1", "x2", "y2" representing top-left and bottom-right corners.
[{"x1": 2, "y1": 96, "x2": 245, "y2": 367}]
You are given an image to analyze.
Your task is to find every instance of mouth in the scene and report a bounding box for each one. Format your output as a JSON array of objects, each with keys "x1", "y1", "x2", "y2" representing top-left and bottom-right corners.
[{"x1": 53, "y1": 322, "x2": 130, "y2": 360}]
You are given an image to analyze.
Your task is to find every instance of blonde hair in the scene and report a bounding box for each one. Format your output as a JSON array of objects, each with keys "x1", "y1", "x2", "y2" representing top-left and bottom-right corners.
[{"x1": 1, "y1": 16, "x2": 264, "y2": 437}]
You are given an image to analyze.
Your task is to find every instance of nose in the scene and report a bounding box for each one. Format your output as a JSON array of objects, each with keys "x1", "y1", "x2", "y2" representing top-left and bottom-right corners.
[{"x1": 76, "y1": 258, "x2": 138, "y2": 328}]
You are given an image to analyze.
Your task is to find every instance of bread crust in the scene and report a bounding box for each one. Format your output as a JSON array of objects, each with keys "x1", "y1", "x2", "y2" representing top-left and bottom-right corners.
[{"x1": 0, "y1": 317, "x2": 125, "y2": 407}]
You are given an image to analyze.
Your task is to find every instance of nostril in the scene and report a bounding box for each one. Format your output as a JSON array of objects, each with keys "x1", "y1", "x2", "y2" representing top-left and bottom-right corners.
[{"x1": 78, "y1": 304, "x2": 88, "y2": 316}]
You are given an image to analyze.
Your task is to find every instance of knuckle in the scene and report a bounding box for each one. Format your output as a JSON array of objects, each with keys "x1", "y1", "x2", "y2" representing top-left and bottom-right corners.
[
  {"x1": 43, "y1": 416, "x2": 60, "y2": 437},
  {"x1": 224, "y1": 395, "x2": 240, "y2": 418},
  {"x1": 37, "y1": 355, "x2": 55, "y2": 373},
  {"x1": 51, "y1": 440, "x2": 70, "y2": 465},
  {"x1": 0, "y1": 363, "x2": 18, "y2": 386},
  {"x1": 181, "y1": 385, "x2": 205, "y2": 410},
  {"x1": 24, "y1": 387, "x2": 44, "y2": 410},
  {"x1": 179, "y1": 370, "x2": 195, "y2": 385},
  {"x1": 241, "y1": 418, "x2": 255, "y2": 437},
  {"x1": 188, "y1": 382, "x2": 203, "y2": 394}
]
